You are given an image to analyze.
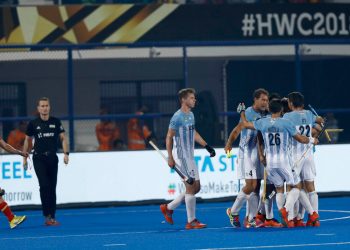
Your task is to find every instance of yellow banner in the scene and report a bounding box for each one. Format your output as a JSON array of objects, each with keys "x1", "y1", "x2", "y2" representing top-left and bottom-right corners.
[{"x1": 0, "y1": 4, "x2": 178, "y2": 45}]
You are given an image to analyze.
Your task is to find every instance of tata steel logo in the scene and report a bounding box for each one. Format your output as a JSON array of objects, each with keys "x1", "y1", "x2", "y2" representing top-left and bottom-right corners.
[
  {"x1": 166, "y1": 153, "x2": 238, "y2": 195},
  {"x1": 1, "y1": 161, "x2": 32, "y2": 180},
  {"x1": 168, "y1": 183, "x2": 176, "y2": 195},
  {"x1": 169, "y1": 153, "x2": 237, "y2": 175}
]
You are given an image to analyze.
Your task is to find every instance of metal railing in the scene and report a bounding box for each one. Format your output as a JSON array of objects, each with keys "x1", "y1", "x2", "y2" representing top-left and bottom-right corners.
[{"x1": 0, "y1": 39, "x2": 349, "y2": 150}]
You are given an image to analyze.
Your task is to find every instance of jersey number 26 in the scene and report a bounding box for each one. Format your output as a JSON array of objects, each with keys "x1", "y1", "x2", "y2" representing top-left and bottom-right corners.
[{"x1": 268, "y1": 133, "x2": 281, "y2": 146}]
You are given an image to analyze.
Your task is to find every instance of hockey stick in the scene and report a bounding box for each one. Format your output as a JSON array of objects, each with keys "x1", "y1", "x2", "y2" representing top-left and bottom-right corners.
[
  {"x1": 148, "y1": 140, "x2": 194, "y2": 185},
  {"x1": 261, "y1": 168, "x2": 276, "y2": 202},
  {"x1": 308, "y1": 104, "x2": 331, "y2": 142},
  {"x1": 262, "y1": 168, "x2": 267, "y2": 202},
  {"x1": 256, "y1": 131, "x2": 274, "y2": 202},
  {"x1": 308, "y1": 104, "x2": 322, "y2": 125}
]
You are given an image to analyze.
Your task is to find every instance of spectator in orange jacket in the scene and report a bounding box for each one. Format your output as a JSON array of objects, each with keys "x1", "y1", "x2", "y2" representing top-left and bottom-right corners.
[
  {"x1": 127, "y1": 107, "x2": 153, "y2": 150},
  {"x1": 95, "y1": 109, "x2": 122, "y2": 151},
  {"x1": 7, "y1": 121, "x2": 32, "y2": 151}
]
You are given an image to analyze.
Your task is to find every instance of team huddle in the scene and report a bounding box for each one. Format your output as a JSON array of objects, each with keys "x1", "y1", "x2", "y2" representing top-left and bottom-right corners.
[
  {"x1": 0, "y1": 88, "x2": 322, "y2": 230},
  {"x1": 161, "y1": 88, "x2": 322, "y2": 229}
]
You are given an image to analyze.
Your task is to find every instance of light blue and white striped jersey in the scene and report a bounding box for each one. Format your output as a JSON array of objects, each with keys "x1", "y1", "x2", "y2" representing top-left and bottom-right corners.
[
  {"x1": 238, "y1": 107, "x2": 264, "y2": 159},
  {"x1": 169, "y1": 109, "x2": 195, "y2": 160},
  {"x1": 253, "y1": 117, "x2": 297, "y2": 168},
  {"x1": 283, "y1": 110, "x2": 316, "y2": 157}
]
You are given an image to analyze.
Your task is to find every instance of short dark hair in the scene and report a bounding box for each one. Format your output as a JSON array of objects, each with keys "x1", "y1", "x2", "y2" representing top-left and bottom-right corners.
[
  {"x1": 37, "y1": 97, "x2": 50, "y2": 106},
  {"x1": 281, "y1": 97, "x2": 291, "y2": 114},
  {"x1": 288, "y1": 92, "x2": 304, "y2": 108},
  {"x1": 178, "y1": 88, "x2": 196, "y2": 102},
  {"x1": 253, "y1": 88, "x2": 269, "y2": 100},
  {"x1": 269, "y1": 92, "x2": 281, "y2": 102},
  {"x1": 269, "y1": 98, "x2": 283, "y2": 113}
]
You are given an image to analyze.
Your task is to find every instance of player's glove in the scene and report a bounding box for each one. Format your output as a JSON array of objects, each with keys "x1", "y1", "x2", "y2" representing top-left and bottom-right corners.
[
  {"x1": 205, "y1": 144, "x2": 216, "y2": 157},
  {"x1": 237, "y1": 102, "x2": 246, "y2": 114}
]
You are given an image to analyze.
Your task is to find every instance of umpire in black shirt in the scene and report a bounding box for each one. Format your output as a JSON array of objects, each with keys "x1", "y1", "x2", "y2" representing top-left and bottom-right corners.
[{"x1": 23, "y1": 97, "x2": 69, "y2": 226}]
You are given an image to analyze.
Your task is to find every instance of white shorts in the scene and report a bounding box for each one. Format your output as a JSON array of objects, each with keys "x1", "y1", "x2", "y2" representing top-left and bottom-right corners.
[
  {"x1": 175, "y1": 157, "x2": 200, "y2": 181},
  {"x1": 237, "y1": 156, "x2": 263, "y2": 180},
  {"x1": 265, "y1": 172, "x2": 273, "y2": 184},
  {"x1": 237, "y1": 158, "x2": 244, "y2": 180},
  {"x1": 300, "y1": 154, "x2": 316, "y2": 181},
  {"x1": 292, "y1": 153, "x2": 316, "y2": 182},
  {"x1": 267, "y1": 166, "x2": 297, "y2": 187}
]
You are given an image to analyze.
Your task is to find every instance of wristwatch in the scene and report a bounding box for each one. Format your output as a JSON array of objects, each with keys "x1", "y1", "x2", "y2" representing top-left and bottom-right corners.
[{"x1": 64, "y1": 152, "x2": 70, "y2": 155}]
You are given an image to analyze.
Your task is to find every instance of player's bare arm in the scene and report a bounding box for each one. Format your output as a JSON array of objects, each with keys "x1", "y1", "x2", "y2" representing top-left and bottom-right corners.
[
  {"x1": 294, "y1": 134, "x2": 318, "y2": 145},
  {"x1": 60, "y1": 132, "x2": 69, "y2": 165},
  {"x1": 22, "y1": 135, "x2": 31, "y2": 169},
  {"x1": 0, "y1": 138, "x2": 28, "y2": 158},
  {"x1": 166, "y1": 128, "x2": 176, "y2": 168},
  {"x1": 315, "y1": 116, "x2": 325, "y2": 125},
  {"x1": 241, "y1": 120, "x2": 255, "y2": 130},
  {"x1": 257, "y1": 131, "x2": 266, "y2": 166},
  {"x1": 195, "y1": 130, "x2": 216, "y2": 157},
  {"x1": 225, "y1": 102, "x2": 248, "y2": 152},
  {"x1": 238, "y1": 108, "x2": 256, "y2": 130},
  {"x1": 194, "y1": 130, "x2": 207, "y2": 147},
  {"x1": 225, "y1": 123, "x2": 243, "y2": 153},
  {"x1": 312, "y1": 123, "x2": 322, "y2": 137},
  {"x1": 312, "y1": 116, "x2": 325, "y2": 138}
]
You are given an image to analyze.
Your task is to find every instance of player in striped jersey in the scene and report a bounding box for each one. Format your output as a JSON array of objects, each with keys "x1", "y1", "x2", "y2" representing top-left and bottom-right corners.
[
  {"x1": 284, "y1": 92, "x2": 324, "y2": 227},
  {"x1": 241, "y1": 99, "x2": 319, "y2": 227},
  {"x1": 160, "y1": 88, "x2": 216, "y2": 230},
  {"x1": 225, "y1": 88, "x2": 269, "y2": 228}
]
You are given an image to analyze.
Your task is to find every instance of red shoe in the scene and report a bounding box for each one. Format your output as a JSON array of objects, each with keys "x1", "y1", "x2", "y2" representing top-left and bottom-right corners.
[
  {"x1": 309, "y1": 212, "x2": 319, "y2": 222},
  {"x1": 264, "y1": 218, "x2": 283, "y2": 228},
  {"x1": 256, "y1": 213, "x2": 266, "y2": 223},
  {"x1": 185, "y1": 219, "x2": 207, "y2": 230},
  {"x1": 255, "y1": 217, "x2": 265, "y2": 228},
  {"x1": 243, "y1": 216, "x2": 249, "y2": 228},
  {"x1": 245, "y1": 218, "x2": 264, "y2": 228},
  {"x1": 306, "y1": 212, "x2": 320, "y2": 227},
  {"x1": 313, "y1": 220, "x2": 321, "y2": 227},
  {"x1": 306, "y1": 220, "x2": 313, "y2": 226},
  {"x1": 286, "y1": 220, "x2": 295, "y2": 228},
  {"x1": 45, "y1": 218, "x2": 60, "y2": 226},
  {"x1": 160, "y1": 204, "x2": 174, "y2": 225},
  {"x1": 294, "y1": 218, "x2": 306, "y2": 227},
  {"x1": 279, "y1": 207, "x2": 288, "y2": 227}
]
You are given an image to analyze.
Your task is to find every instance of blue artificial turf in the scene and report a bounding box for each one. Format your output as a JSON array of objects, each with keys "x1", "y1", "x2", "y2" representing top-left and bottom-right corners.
[{"x1": 1, "y1": 197, "x2": 350, "y2": 250}]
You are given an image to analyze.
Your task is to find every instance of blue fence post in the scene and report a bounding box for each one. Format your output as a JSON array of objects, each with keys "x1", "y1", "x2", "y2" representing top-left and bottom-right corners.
[
  {"x1": 67, "y1": 47, "x2": 75, "y2": 151},
  {"x1": 295, "y1": 44, "x2": 302, "y2": 92},
  {"x1": 182, "y1": 46, "x2": 188, "y2": 88}
]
